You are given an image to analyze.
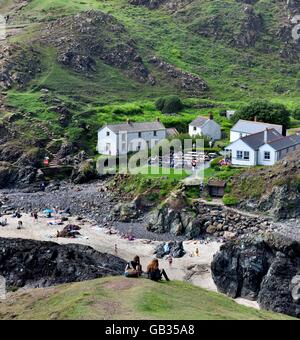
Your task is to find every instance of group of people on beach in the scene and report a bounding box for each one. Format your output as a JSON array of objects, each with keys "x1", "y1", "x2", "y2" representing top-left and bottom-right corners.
[{"x1": 124, "y1": 256, "x2": 170, "y2": 282}]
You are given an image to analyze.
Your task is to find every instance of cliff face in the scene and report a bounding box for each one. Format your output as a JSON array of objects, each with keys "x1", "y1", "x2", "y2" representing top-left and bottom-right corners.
[
  {"x1": 0, "y1": 238, "x2": 126, "y2": 289},
  {"x1": 211, "y1": 233, "x2": 300, "y2": 318},
  {"x1": 232, "y1": 151, "x2": 300, "y2": 220}
]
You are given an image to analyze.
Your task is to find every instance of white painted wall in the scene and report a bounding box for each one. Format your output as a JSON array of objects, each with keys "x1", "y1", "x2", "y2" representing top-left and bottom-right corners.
[
  {"x1": 189, "y1": 120, "x2": 221, "y2": 140},
  {"x1": 258, "y1": 144, "x2": 277, "y2": 166},
  {"x1": 227, "y1": 139, "x2": 257, "y2": 166},
  {"x1": 124, "y1": 130, "x2": 166, "y2": 155},
  {"x1": 97, "y1": 127, "x2": 117, "y2": 156},
  {"x1": 189, "y1": 125, "x2": 202, "y2": 137},
  {"x1": 97, "y1": 127, "x2": 166, "y2": 156},
  {"x1": 230, "y1": 131, "x2": 248, "y2": 143}
]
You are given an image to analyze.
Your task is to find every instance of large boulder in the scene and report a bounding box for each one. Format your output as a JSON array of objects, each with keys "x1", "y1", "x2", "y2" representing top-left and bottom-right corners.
[
  {"x1": 113, "y1": 201, "x2": 141, "y2": 222},
  {"x1": 211, "y1": 234, "x2": 300, "y2": 318},
  {"x1": 154, "y1": 241, "x2": 186, "y2": 258},
  {"x1": 0, "y1": 238, "x2": 127, "y2": 289}
]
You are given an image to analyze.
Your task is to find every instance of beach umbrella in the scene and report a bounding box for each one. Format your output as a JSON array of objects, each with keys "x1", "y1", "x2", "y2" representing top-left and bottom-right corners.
[{"x1": 43, "y1": 209, "x2": 54, "y2": 214}]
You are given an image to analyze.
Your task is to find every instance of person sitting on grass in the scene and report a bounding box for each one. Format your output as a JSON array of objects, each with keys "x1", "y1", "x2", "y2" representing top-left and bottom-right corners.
[
  {"x1": 147, "y1": 259, "x2": 170, "y2": 282},
  {"x1": 124, "y1": 256, "x2": 143, "y2": 278}
]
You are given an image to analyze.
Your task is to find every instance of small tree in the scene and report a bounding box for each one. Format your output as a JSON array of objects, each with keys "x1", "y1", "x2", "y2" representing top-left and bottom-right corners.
[
  {"x1": 232, "y1": 100, "x2": 291, "y2": 135},
  {"x1": 292, "y1": 107, "x2": 300, "y2": 121},
  {"x1": 155, "y1": 95, "x2": 184, "y2": 114}
]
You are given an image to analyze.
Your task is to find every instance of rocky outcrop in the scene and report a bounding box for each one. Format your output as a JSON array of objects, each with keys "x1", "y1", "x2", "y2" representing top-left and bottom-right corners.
[
  {"x1": 39, "y1": 10, "x2": 155, "y2": 84},
  {"x1": 191, "y1": 3, "x2": 262, "y2": 48},
  {"x1": 154, "y1": 241, "x2": 186, "y2": 258},
  {"x1": 0, "y1": 238, "x2": 126, "y2": 289},
  {"x1": 147, "y1": 192, "x2": 273, "y2": 239},
  {"x1": 211, "y1": 234, "x2": 300, "y2": 318},
  {"x1": 149, "y1": 57, "x2": 208, "y2": 95},
  {"x1": 233, "y1": 5, "x2": 263, "y2": 48},
  {"x1": 0, "y1": 44, "x2": 41, "y2": 90},
  {"x1": 129, "y1": 0, "x2": 192, "y2": 11},
  {"x1": 129, "y1": 0, "x2": 167, "y2": 9},
  {"x1": 0, "y1": 143, "x2": 43, "y2": 189},
  {"x1": 113, "y1": 201, "x2": 141, "y2": 222},
  {"x1": 233, "y1": 151, "x2": 300, "y2": 220},
  {"x1": 277, "y1": 0, "x2": 300, "y2": 60}
]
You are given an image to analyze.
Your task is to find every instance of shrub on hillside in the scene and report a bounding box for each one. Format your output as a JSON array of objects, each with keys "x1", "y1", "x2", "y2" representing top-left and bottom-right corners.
[
  {"x1": 155, "y1": 95, "x2": 184, "y2": 114},
  {"x1": 223, "y1": 194, "x2": 239, "y2": 206},
  {"x1": 292, "y1": 107, "x2": 300, "y2": 120},
  {"x1": 210, "y1": 157, "x2": 223, "y2": 169},
  {"x1": 112, "y1": 103, "x2": 143, "y2": 116}
]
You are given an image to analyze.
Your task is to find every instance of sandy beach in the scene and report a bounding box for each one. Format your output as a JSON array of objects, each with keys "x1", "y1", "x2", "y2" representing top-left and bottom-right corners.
[{"x1": 0, "y1": 211, "x2": 259, "y2": 309}]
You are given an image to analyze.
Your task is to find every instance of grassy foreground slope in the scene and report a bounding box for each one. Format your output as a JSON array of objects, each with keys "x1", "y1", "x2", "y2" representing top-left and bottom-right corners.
[{"x1": 0, "y1": 277, "x2": 293, "y2": 320}]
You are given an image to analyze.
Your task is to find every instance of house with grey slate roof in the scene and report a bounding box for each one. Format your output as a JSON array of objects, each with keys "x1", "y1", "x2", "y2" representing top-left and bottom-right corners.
[
  {"x1": 189, "y1": 114, "x2": 222, "y2": 141},
  {"x1": 225, "y1": 129, "x2": 300, "y2": 166},
  {"x1": 97, "y1": 119, "x2": 166, "y2": 156},
  {"x1": 230, "y1": 120, "x2": 283, "y2": 143}
]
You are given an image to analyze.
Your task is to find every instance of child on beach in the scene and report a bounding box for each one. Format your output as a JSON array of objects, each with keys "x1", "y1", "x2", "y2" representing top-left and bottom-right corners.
[
  {"x1": 167, "y1": 255, "x2": 173, "y2": 267},
  {"x1": 33, "y1": 212, "x2": 38, "y2": 223}
]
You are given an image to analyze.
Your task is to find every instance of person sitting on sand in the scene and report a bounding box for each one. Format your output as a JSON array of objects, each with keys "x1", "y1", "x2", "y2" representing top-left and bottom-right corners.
[
  {"x1": 13, "y1": 211, "x2": 22, "y2": 219},
  {"x1": 124, "y1": 256, "x2": 143, "y2": 278},
  {"x1": 0, "y1": 218, "x2": 8, "y2": 227},
  {"x1": 147, "y1": 259, "x2": 170, "y2": 282}
]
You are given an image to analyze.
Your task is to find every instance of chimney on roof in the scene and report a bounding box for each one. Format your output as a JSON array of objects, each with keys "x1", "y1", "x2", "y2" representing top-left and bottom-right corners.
[
  {"x1": 156, "y1": 117, "x2": 160, "y2": 123},
  {"x1": 209, "y1": 113, "x2": 214, "y2": 120},
  {"x1": 264, "y1": 129, "x2": 268, "y2": 144},
  {"x1": 254, "y1": 116, "x2": 258, "y2": 122},
  {"x1": 127, "y1": 118, "x2": 131, "y2": 125}
]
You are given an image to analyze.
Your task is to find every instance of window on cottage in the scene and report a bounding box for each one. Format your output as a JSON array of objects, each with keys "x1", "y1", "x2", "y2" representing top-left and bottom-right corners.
[
  {"x1": 193, "y1": 127, "x2": 197, "y2": 131},
  {"x1": 138, "y1": 132, "x2": 142, "y2": 138},
  {"x1": 244, "y1": 151, "x2": 250, "y2": 160},
  {"x1": 154, "y1": 131, "x2": 157, "y2": 137},
  {"x1": 106, "y1": 131, "x2": 110, "y2": 137},
  {"x1": 237, "y1": 151, "x2": 243, "y2": 159},
  {"x1": 264, "y1": 152, "x2": 271, "y2": 160}
]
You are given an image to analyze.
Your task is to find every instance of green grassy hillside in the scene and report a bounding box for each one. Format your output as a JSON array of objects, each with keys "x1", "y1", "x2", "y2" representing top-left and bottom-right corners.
[
  {"x1": 1, "y1": 0, "x2": 300, "y2": 152},
  {"x1": 7, "y1": 0, "x2": 300, "y2": 102},
  {"x1": 0, "y1": 277, "x2": 294, "y2": 320}
]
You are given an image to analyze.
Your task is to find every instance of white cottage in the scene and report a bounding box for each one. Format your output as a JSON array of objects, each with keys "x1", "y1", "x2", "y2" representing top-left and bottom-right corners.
[
  {"x1": 225, "y1": 129, "x2": 300, "y2": 166},
  {"x1": 97, "y1": 120, "x2": 167, "y2": 156},
  {"x1": 230, "y1": 120, "x2": 283, "y2": 143},
  {"x1": 189, "y1": 115, "x2": 222, "y2": 141}
]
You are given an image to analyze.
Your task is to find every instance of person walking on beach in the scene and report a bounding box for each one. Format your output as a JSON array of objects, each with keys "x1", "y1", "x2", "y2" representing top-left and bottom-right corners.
[
  {"x1": 17, "y1": 220, "x2": 23, "y2": 230},
  {"x1": 40, "y1": 182, "x2": 45, "y2": 192},
  {"x1": 33, "y1": 212, "x2": 38, "y2": 223}
]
